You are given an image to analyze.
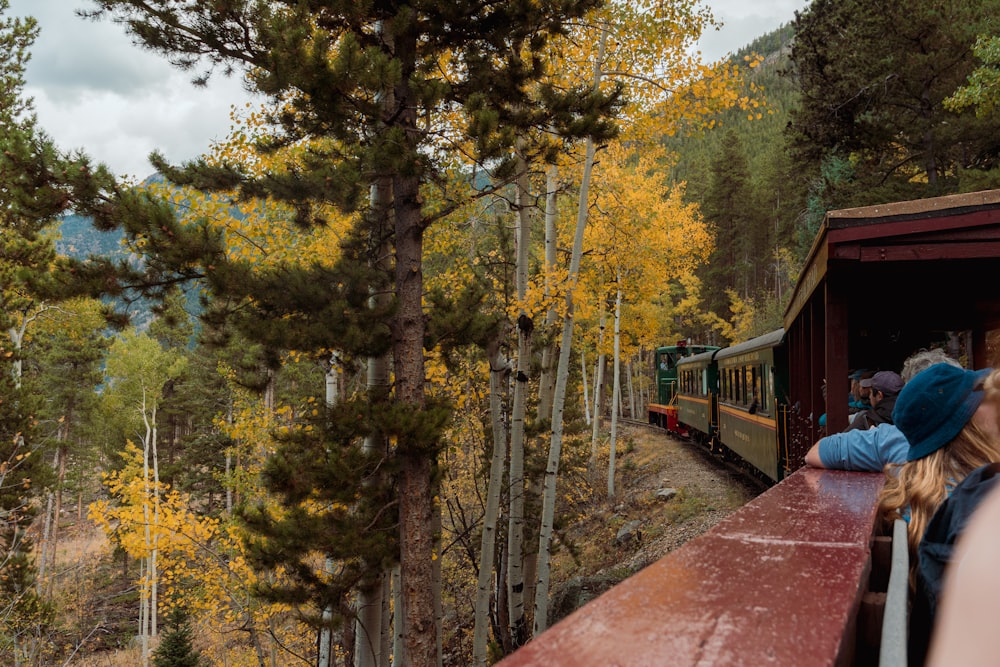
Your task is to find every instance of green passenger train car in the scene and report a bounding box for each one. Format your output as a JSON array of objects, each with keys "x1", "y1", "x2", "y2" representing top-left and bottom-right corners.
[
  {"x1": 675, "y1": 350, "x2": 719, "y2": 448},
  {"x1": 714, "y1": 329, "x2": 788, "y2": 481}
]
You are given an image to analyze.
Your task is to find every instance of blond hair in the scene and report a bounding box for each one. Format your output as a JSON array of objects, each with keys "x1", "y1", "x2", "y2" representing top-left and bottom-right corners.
[{"x1": 879, "y1": 368, "x2": 1000, "y2": 563}]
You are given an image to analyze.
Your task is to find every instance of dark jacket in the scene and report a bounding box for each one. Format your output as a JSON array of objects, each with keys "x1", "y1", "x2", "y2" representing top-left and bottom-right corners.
[
  {"x1": 844, "y1": 394, "x2": 898, "y2": 431},
  {"x1": 910, "y1": 462, "x2": 1000, "y2": 665}
]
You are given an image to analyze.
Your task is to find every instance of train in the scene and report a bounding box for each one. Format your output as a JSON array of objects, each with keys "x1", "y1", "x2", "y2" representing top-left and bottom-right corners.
[
  {"x1": 646, "y1": 188, "x2": 1000, "y2": 484},
  {"x1": 646, "y1": 341, "x2": 721, "y2": 433},
  {"x1": 649, "y1": 330, "x2": 790, "y2": 483},
  {"x1": 647, "y1": 330, "x2": 790, "y2": 482}
]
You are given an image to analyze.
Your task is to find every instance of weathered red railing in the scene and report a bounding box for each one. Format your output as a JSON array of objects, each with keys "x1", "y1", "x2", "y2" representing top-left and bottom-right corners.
[{"x1": 499, "y1": 468, "x2": 888, "y2": 666}]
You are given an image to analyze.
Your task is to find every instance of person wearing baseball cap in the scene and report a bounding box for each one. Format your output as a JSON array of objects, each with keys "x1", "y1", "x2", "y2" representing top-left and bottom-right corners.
[
  {"x1": 805, "y1": 349, "x2": 962, "y2": 472},
  {"x1": 847, "y1": 370, "x2": 905, "y2": 431}
]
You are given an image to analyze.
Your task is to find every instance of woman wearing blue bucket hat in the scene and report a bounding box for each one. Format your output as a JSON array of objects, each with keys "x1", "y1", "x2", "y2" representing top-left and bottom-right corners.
[
  {"x1": 879, "y1": 363, "x2": 1000, "y2": 555},
  {"x1": 879, "y1": 364, "x2": 1000, "y2": 664}
]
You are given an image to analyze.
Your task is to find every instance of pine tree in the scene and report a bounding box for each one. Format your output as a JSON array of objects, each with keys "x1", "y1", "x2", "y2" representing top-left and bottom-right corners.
[
  {"x1": 789, "y1": 0, "x2": 1000, "y2": 202},
  {"x1": 68, "y1": 2, "x2": 620, "y2": 663},
  {"x1": 152, "y1": 606, "x2": 206, "y2": 667},
  {"x1": 700, "y1": 129, "x2": 754, "y2": 321}
]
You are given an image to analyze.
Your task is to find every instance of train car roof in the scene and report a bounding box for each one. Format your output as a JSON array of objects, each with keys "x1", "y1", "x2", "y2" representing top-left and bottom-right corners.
[
  {"x1": 781, "y1": 187, "x2": 1000, "y2": 441},
  {"x1": 715, "y1": 328, "x2": 786, "y2": 361},
  {"x1": 676, "y1": 349, "x2": 719, "y2": 366},
  {"x1": 785, "y1": 188, "x2": 1000, "y2": 329}
]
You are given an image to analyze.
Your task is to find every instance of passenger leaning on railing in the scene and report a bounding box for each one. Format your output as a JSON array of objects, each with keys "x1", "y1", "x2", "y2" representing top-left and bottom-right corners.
[
  {"x1": 878, "y1": 364, "x2": 1000, "y2": 665},
  {"x1": 804, "y1": 349, "x2": 961, "y2": 471}
]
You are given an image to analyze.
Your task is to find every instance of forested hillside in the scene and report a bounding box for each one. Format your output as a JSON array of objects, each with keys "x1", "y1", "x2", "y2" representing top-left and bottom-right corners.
[{"x1": 4, "y1": 0, "x2": 1000, "y2": 665}]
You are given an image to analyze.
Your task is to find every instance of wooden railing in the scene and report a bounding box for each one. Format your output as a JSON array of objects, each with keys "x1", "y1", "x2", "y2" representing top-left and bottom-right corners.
[{"x1": 498, "y1": 468, "x2": 891, "y2": 667}]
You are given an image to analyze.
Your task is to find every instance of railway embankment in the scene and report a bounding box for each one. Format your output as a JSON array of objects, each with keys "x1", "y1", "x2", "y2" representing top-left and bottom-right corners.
[{"x1": 546, "y1": 424, "x2": 763, "y2": 625}]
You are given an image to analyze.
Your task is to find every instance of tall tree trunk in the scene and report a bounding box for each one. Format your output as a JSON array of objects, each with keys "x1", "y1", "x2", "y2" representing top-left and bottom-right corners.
[
  {"x1": 506, "y1": 149, "x2": 533, "y2": 650},
  {"x1": 46, "y1": 441, "x2": 67, "y2": 597},
  {"x1": 608, "y1": 282, "x2": 623, "y2": 499},
  {"x1": 37, "y1": 490, "x2": 53, "y2": 593},
  {"x1": 320, "y1": 358, "x2": 341, "y2": 667},
  {"x1": 355, "y1": 172, "x2": 392, "y2": 667},
  {"x1": 590, "y1": 306, "x2": 607, "y2": 470},
  {"x1": 626, "y1": 361, "x2": 635, "y2": 419},
  {"x1": 473, "y1": 345, "x2": 510, "y2": 665},
  {"x1": 150, "y1": 402, "x2": 159, "y2": 639},
  {"x1": 533, "y1": 25, "x2": 608, "y2": 636},
  {"x1": 392, "y1": 566, "x2": 403, "y2": 666},
  {"x1": 536, "y1": 165, "x2": 560, "y2": 421},
  {"x1": 581, "y1": 350, "x2": 591, "y2": 426},
  {"x1": 393, "y1": 169, "x2": 438, "y2": 667},
  {"x1": 380, "y1": 575, "x2": 391, "y2": 665}
]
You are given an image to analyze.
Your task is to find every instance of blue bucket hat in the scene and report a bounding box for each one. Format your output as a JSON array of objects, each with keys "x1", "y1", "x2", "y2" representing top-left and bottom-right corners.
[{"x1": 893, "y1": 364, "x2": 992, "y2": 461}]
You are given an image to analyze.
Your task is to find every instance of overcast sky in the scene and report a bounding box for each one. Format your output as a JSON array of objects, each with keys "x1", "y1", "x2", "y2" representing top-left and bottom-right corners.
[{"x1": 8, "y1": 0, "x2": 809, "y2": 179}]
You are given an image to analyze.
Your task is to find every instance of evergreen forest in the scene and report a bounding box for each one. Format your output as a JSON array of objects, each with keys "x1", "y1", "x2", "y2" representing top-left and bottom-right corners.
[{"x1": 3, "y1": 0, "x2": 1000, "y2": 665}]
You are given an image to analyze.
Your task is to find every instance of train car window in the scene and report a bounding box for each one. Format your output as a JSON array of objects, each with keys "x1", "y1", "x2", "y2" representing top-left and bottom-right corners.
[
  {"x1": 700, "y1": 369, "x2": 708, "y2": 396},
  {"x1": 749, "y1": 365, "x2": 762, "y2": 413},
  {"x1": 759, "y1": 365, "x2": 769, "y2": 414}
]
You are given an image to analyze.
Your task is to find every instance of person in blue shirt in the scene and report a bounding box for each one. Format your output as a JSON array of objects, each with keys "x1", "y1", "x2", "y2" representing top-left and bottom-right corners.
[{"x1": 805, "y1": 349, "x2": 960, "y2": 471}]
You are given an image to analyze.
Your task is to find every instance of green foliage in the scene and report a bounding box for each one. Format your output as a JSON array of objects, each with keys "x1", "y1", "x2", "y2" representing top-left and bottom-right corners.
[
  {"x1": 240, "y1": 395, "x2": 399, "y2": 620},
  {"x1": 947, "y1": 35, "x2": 1000, "y2": 118},
  {"x1": 788, "y1": 0, "x2": 1000, "y2": 200}
]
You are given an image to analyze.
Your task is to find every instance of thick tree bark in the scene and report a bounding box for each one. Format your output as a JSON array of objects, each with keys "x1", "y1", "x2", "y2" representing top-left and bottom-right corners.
[{"x1": 392, "y1": 159, "x2": 438, "y2": 665}]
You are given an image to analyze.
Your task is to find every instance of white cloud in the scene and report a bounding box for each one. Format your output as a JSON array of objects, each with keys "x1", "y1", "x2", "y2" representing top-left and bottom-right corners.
[
  {"x1": 696, "y1": 0, "x2": 809, "y2": 61},
  {"x1": 9, "y1": 0, "x2": 256, "y2": 179}
]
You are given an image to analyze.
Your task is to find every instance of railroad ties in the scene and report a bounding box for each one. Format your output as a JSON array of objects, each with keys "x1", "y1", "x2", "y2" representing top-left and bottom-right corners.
[{"x1": 499, "y1": 468, "x2": 893, "y2": 666}]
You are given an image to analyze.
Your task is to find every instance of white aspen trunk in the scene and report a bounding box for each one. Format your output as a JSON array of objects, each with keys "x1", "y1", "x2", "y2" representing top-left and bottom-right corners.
[
  {"x1": 140, "y1": 557, "x2": 149, "y2": 667},
  {"x1": 533, "y1": 25, "x2": 608, "y2": 636},
  {"x1": 536, "y1": 164, "x2": 560, "y2": 421},
  {"x1": 320, "y1": 357, "x2": 341, "y2": 667},
  {"x1": 46, "y1": 442, "x2": 67, "y2": 598},
  {"x1": 224, "y1": 448, "x2": 233, "y2": 516},
  {"x1": 581, "y1": 350, "x2": 591, "y2": 426},
  {"x1": 140, "y1": 388, "x2": 153, "y2": 667},
  {"x1": 356, "y1": 172, "x2": 392, "y2": 667},
  {"x1": 627, "y1": 361, "x2": 635, "y2": 419},
  {"x1": 608, "y1": 283, "x2": 623, "y2": 498},
  {"x1": 589, "y1": 307, "x2": 607, "y2": 470},
  {"x1": 506, "y1": 150, "x2": 532, "y2": 650},
  {"x1": 473, "y1": 347, "x2": 510, "y2": 666},
  {"x1": 36, "y1": 486, "x2": 54, "y2": 593},
  {"x1": 150, "y1": 402, "x2": 159, "y2": 639},
  {"x1": 380, "y1": 575, "x2": 391, "y2": 666}
]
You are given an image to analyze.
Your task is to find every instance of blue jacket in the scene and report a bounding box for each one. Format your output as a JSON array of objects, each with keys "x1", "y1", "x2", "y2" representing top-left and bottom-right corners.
[{"x1": 816, "y1": 423, "x2": 909, "y2": 471}]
